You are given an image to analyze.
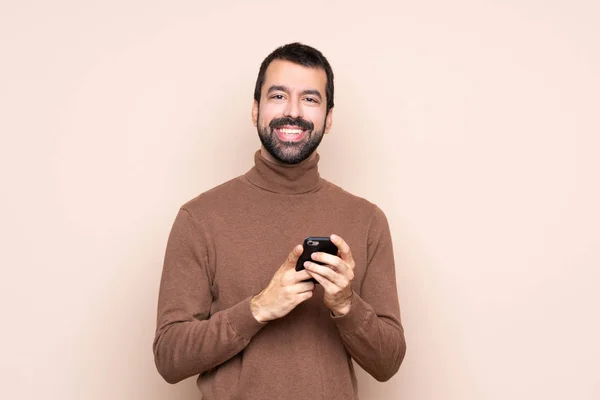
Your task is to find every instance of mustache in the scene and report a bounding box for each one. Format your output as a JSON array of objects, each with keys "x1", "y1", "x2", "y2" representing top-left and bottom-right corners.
[{"x1": 269, "y1": 117, "x2": 314, "y2": 131}]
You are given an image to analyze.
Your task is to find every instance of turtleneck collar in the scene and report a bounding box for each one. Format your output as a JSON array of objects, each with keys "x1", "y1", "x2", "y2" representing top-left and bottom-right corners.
[{"x1": 244, "y1": 149, "x2": 322, "y2": 194}]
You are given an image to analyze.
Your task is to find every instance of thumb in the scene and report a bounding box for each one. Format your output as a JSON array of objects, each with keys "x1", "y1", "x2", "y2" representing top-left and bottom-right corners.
[{"x1": 283, "y1": 244, "x2": 303, "y2": 269}]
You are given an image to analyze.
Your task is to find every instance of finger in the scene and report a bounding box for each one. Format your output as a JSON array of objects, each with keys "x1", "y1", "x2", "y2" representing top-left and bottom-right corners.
[
  {"x1": 331, "y1": 234, "x2": 354, "y2": 267},
  {"x1": 283, "y1": 244, "x2": 303, "y2": 269},
  {"x1": 286, "y1": 268, "x2": 312, "y2": 284},
  {"x1": 310, "y1": 252, "x2": 354, "y2": 281},
  {"x1": 296, "y1": 290, "x2": 313, "y2": 304},
  {"x1": 306, "y1": 270, "x2": 336, "y2": 292},
  {"x1": 311, "y1": 252, "x2": 345, "y2": 274},
  {"x1": 304, "y1": 261, "x2": 348, "y2": 288},
  {"x1": 292, "y1": 281, "x2": 315, "y2": 294}
]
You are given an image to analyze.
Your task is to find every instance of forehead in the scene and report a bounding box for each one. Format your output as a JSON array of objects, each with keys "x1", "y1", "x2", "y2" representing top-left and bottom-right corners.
[{"x1": 263, "y1": 59, "x2": 327, "y2": 94}]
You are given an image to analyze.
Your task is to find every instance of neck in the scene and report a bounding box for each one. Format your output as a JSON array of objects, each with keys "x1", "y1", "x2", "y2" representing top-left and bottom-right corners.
[{"x1": 244, "y1": 149, "x2": 322, "y2": 194}]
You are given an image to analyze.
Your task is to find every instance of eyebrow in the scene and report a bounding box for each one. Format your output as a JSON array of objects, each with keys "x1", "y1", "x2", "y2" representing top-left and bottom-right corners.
[{"x1": 267, "y1": 85, "x2": 323, "y2": 100}]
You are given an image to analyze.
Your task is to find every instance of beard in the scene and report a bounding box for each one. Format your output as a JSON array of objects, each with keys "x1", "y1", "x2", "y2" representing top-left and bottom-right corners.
[{"x1": 256, "y1": 112, "x2": 327, "y2": 164}]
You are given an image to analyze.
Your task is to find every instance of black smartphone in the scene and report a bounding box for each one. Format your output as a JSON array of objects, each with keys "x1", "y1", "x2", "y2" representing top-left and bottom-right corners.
[{"x1": 296, "y1": 236, "x2": 339, "y2": 283}]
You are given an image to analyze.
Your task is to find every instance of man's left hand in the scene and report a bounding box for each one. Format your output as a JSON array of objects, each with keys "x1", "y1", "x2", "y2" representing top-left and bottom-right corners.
[{"x1": 304, "y1": 234, "x2": 355, "y2": 316}]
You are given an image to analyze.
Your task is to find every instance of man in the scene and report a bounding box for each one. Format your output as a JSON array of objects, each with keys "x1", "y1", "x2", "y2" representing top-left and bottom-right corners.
[{"x1": 153, "y1": 43, "x2": 406, "y2": 399}]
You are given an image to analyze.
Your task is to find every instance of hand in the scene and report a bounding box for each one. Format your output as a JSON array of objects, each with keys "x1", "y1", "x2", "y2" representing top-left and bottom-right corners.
[
  {"x1": 251, "y1": 245, "x2": 315, "y2": 323},
  {"x1": 304, "y1": 234, "x2": 355, "y2": 316}
]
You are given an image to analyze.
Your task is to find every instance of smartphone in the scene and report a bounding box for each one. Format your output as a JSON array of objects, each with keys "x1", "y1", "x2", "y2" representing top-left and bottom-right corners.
[{"x1": 296, "y1": 236, "x2": 339, "y2": 283}]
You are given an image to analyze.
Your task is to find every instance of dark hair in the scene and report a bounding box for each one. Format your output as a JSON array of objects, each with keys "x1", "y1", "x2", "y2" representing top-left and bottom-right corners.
[{"x1": 254, "y1": 43, "x2": 334, "y2": 113}]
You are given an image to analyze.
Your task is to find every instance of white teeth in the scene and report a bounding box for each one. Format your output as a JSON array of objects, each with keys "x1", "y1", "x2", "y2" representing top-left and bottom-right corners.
[{"x1": 280, "y1": 128, "x2": 303, "y2": 134}]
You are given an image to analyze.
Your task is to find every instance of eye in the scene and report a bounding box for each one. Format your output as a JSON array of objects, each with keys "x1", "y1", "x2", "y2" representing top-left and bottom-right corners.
[
  {"x1": 270, "y1": 94, "x2": 285, "y2": 100},
  {"x1": 304, "y1": 97, "x2": 319, "y2": 103}
]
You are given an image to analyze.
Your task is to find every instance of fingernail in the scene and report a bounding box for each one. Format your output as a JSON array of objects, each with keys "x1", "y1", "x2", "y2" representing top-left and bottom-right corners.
[
  {"x1": 304, "y1": 261, "x2": 310, "y2": 267},
  {"x1": 331, "y1": 234, "x2": 338, "y2": 241}
]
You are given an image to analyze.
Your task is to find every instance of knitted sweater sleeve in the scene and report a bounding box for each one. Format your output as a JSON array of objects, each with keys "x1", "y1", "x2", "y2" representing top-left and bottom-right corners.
[
  {"x1": 152, "y1": 208, "x2": 265, "y2": 383},
  {"x1": 333, "y1": 205, "x2": 407, "y2": 381}
]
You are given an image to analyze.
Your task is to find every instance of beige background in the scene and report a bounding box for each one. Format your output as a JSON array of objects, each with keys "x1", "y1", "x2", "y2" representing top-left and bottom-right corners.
[{"x1": 1, "y1": 0, "x2": 599, "y2": 399}]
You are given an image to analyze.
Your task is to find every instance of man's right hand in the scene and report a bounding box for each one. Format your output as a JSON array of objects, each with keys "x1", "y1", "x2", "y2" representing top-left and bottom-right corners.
[{"x1": 250, "y1": 244, "x2": 315, "y2": 323}]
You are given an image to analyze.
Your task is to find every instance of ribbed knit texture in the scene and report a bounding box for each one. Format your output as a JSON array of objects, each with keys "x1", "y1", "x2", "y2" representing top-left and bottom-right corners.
[{"x1": 153, "y1": 150, "x2": 406, "y2": 399}]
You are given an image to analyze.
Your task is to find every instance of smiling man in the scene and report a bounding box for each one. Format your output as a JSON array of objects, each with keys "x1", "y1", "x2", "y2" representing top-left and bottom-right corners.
[
  {"x1": 253, "y1": 56, "x2": 332, "y2": 165},
  {"x1": 153, "y1": 43, "x2": 406, "y2": 399}
]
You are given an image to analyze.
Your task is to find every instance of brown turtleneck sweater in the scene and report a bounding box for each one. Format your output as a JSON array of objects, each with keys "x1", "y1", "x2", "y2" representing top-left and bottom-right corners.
[{"x1": 153, "y1": 150, "x2": 406, "y2": 399}]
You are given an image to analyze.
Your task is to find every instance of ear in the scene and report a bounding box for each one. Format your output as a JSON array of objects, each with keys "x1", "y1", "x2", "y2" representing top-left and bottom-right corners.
[
  {"x1": 251, "y1": 100, "x2": 259, "y2": 127},
  {"x1": 324, "y1": 108, "x2": 334, "y2": 134}
]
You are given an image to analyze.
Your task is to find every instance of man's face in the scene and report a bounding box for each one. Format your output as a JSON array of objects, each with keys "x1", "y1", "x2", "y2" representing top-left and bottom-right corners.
[{"x1": 252, "y1": 59, "x2": 333, "y2": 164}]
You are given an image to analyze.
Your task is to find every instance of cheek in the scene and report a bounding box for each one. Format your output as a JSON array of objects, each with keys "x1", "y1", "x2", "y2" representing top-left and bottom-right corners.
[
  {"x1": 258, "y1": 105, "x2": 280, "y2": 126},
  {"x1": 305, "y1": 108, "x2": 327, "y2": 126}
]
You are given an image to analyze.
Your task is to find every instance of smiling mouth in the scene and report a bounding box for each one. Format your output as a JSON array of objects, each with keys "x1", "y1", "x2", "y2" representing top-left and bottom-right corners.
[{"x1": 273, "y1": 126, "x2": 308, "y2": 142}]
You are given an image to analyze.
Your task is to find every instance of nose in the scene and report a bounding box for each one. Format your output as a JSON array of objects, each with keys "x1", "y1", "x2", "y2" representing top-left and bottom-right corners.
[{"x1": 284, "y1": 97, "x2": 302, "y2": 119}]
